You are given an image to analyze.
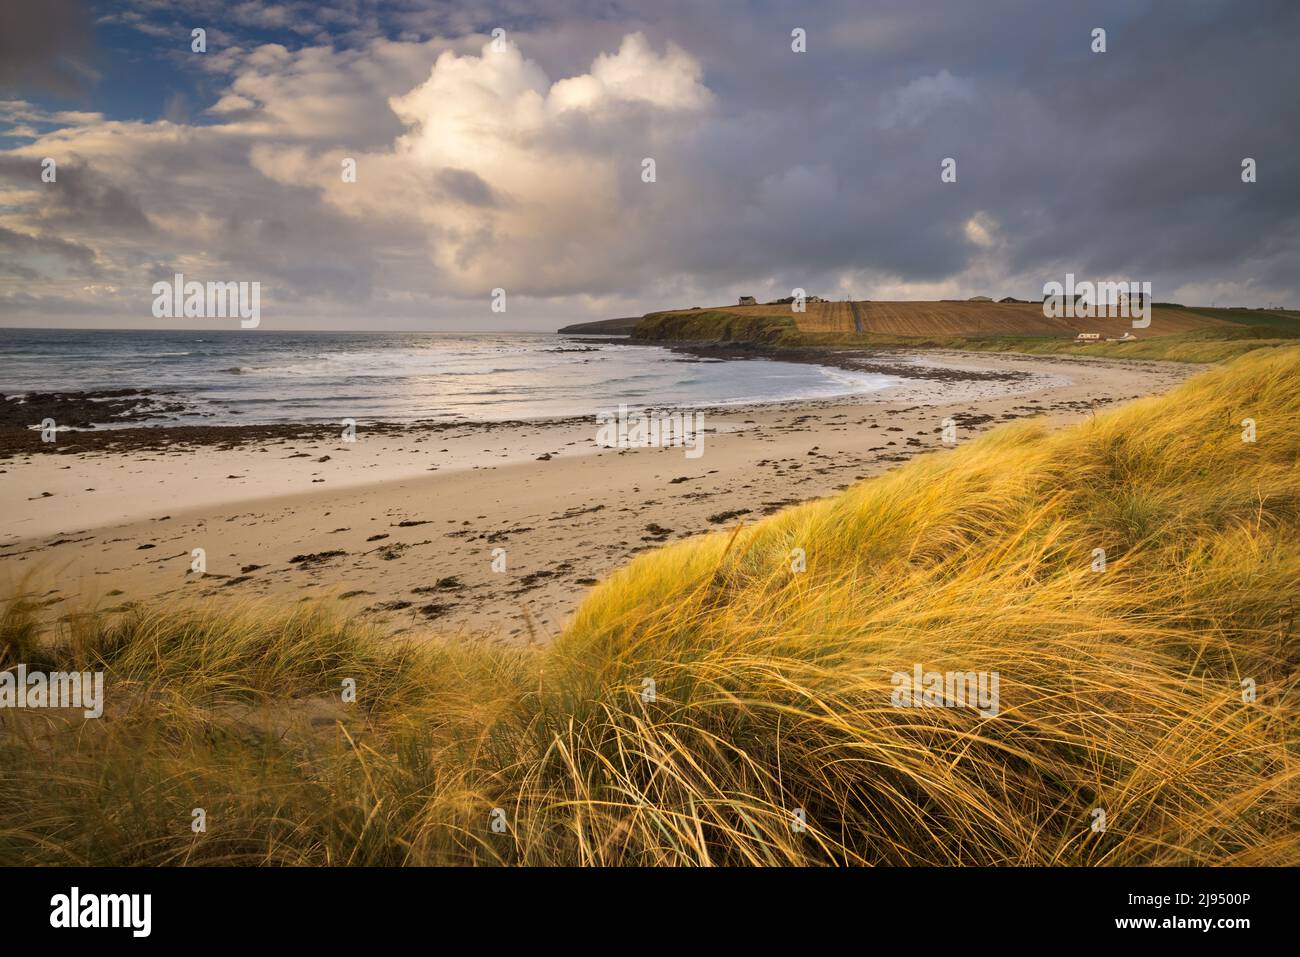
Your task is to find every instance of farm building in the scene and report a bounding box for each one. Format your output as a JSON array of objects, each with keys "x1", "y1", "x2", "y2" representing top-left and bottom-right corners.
[
  {"x1": 738, "y1": 295, "x2": 757, "y2": 306},
  {"x1": 968, "y1": 295, "x2": 993, "y2": 302},
  {"x1": 1075, "y1": 332, "x2": 1101, "y2": 342}
]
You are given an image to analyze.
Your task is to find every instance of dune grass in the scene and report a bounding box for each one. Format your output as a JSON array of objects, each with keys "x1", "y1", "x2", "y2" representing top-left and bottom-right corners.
[{"x1": 2, "y1": 347, "x2": 1298, "y2": 865}]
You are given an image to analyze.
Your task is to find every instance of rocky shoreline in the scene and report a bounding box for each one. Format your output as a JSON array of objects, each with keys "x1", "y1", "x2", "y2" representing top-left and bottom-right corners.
[{"x1": 569, "y1": 335, "x2": 1033, "y2": 381}]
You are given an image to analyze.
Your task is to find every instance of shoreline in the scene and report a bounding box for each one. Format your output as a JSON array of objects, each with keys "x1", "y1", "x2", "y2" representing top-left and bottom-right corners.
[
  {"x1": 0, "y1": 340, "x2": 1009, "y2": 457},
  {"x1": 0, "y1": 349, "x2": 1197, "y2": 640},
  {"x1": 0, "y1": 338, "x2": 1130, "y2": 456}
]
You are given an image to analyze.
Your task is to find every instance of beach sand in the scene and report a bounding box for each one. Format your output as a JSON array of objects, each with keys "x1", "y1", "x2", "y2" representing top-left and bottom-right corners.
[{"x1": 0, "y1": 350, "x2": 1195, "y2": 642}]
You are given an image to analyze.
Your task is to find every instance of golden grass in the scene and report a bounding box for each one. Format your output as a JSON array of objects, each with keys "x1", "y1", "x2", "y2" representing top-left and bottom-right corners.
[{"x1": 2, "y1": 347, "x2": 1298, "y2": 865}]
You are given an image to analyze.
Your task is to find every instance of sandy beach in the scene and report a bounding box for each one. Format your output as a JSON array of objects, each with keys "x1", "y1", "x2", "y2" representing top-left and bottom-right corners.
[{"x1": 0, "y1": 349, "x2": 1195, "y2": 641}]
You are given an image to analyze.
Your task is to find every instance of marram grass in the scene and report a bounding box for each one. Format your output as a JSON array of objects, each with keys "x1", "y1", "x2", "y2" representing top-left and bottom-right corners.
[{"x1": 2, "y1": 347, "x2": 1298, "y2": 865}]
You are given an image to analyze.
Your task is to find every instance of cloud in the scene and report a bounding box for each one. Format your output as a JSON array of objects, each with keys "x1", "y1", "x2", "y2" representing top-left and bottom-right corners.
[
  {"x1": 250, "y1": 33, "x2": 715, "y2": 296},
  {"x1": 963, "y1": 212, "x2": 997, "y2": 249},
  {"x1": 878, "y1": 70, "x2": 975, "y2": 129},
  {"x1": 1, "y1": 1, "x2": 1298, "y2": 328},
  {"x1": 559, "y1": 32, "x2": 712, "y2": 111},
  {"x1": 0, "y1": 224, "x2": 99, "y2": 277},
  {"x1": 0, "y1": 0, "x2": 98, "y2": 97}
]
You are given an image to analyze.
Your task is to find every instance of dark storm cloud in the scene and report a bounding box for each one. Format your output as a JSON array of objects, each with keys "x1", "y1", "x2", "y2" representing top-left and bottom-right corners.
[
  {"x1": 3, "y1": 0, "x2": 1297, "y2": 328},
  {"x1": 0, "y1": 225, "x2": 99, "y2": 275},
  {"x1": 0, "y1": 0, "x2": 97, "y2": 97},
  {"x1": 0, "y1": 158, "x2": 154, "y2": 235},
  {"x1": 984, "y1": 0, "x2": 1300, "y2": 284},
  {"x1": 618, "y1": 0, "x2": 1300, "y2": 301},
  {"x1": 434, "y1": 168, "x2": 500, "y2": 207}
]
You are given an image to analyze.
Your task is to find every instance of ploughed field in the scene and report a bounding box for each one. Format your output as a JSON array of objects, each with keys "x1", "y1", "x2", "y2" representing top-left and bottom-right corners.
[{"x1": 662, "y1": 300, "x2": 1233, "y2": 338}]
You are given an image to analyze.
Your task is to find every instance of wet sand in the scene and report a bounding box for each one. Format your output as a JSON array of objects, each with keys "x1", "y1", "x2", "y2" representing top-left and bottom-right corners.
[{"x1": 0, "y1": 350, "x2": 1195, "y2": 642}]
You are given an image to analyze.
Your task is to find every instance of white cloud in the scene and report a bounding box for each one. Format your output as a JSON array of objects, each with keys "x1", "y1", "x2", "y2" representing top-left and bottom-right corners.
[
  {"x1": 963, "y1": 212, "x2": 997, "y2": 248},
  {"x1": 878, "y1": 70, "x2": 975, "y2": 129},
  {"x1": 1, "y1": 30, "x2": 718, "y2": 321},
  {"x1": 254, "y1": 33, "x2": 717, "y2": 295},
  {"x1": 576, "y1": 32, "x2": 712, "y2": 111}
]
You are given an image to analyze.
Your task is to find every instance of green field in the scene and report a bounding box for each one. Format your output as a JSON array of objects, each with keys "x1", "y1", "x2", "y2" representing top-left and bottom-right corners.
[{"x1": 1181, "y1": 307, "x2": 1300, "y2": 335}]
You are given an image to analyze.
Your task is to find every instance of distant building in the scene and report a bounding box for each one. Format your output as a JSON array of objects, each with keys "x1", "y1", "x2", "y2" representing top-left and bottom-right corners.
[
  {"x1": 968, "y1": 295, "x2": 993, "y2": 302},
  {"x1": 1075, "y1": 332, "x2": 1101, "y2": 342},
  {"x1": 999, "y1": 296, "x2": 1031, "y2": 304},
  {"x1": 1105, "y1": 332, "x2": 1137, "y2": 342},
  {"x1": 738, "y1": 295, "x2": 757, "y2": 306}
]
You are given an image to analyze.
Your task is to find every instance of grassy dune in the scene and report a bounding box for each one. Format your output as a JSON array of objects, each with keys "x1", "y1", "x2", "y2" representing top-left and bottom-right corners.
[{"x1": 2, "y1": 347, "x2": 1298, "y2": 865}]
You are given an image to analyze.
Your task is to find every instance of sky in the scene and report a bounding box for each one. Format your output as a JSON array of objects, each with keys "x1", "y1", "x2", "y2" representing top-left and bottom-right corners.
[{"x1": 0, "y1": 0, "x2": 1297, "y2": 331}]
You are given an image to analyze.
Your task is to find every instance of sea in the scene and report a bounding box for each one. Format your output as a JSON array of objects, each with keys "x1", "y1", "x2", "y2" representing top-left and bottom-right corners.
[{"x1": 0, "y1": 327, "x2": 896, "y2": 427}]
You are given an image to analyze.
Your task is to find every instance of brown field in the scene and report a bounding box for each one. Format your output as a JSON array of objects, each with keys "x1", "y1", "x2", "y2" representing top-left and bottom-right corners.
[{"x1": 665, "y1": 300, "x2": 1233, "y2": 338}]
